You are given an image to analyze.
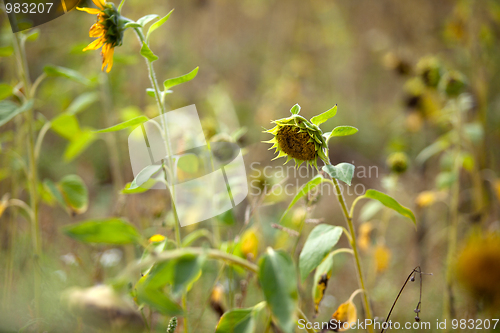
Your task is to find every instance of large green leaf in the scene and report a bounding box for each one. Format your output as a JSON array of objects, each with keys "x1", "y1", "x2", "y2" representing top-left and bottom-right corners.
[
  {"x1": 147, "y1": 9, "x2": 174, "y2": 41},
  {"x1": 51, "y1": 114, "x2": 80, "y2": 140},
  {"x1": 279, "y1": 174, "x2": 327, "y2": 223},
  {"x1": 0, "y1": 83, "x2": 12, "y2": 100},
  {"x1": 62, "y1": 218, "x2": 141, "y2": 244},
  {"x1": 324, "y1": 126, "x2": 358, "y2": 143},
  {"x1": 94, "y1": 116, "x2": 149, "y2": 133},
  {"x1": 163, "y1": 67, "x2": 199, "y2": 90},
  {"x1": 145, "y1": 253, "x2": 203, "y2": 296},
  {"x1": 129, "y1": 164, "x2": 163, "y2": 190},
  {"x1": 136, "y1": 280, "x2": 183, "y2": 315},
  {"x1": 44, "y1": 65, "x2": 91, "y2": 86},
  {"x1": 0, "y1": 100, "x2": 33, "y2": 127},
  {"x1": 322, "y1": 163, "x2": 355, "y2": 186},
  {"x1": 362, "y1": 189, "x2": 416, "y2": 225},
  {"x1": 299, "y1": 224, "x2": 342, "y2": 281},
  {"x1": 258, "y1": 248, "x2": 298, "y2": 333},
  {"x1": 310, "y1": 105, "x2": 337, "y2": 126},
  {"x1": 140, "y1": 42, "x2": 158, "y2": 62},
  {"x1": 58, "y1": 175, "x2": 88, "y2": 215},
  {"x1": 65, "y1": 92, "x2": 99, "y2": 115},
  {"x1": 136, "y1": 14, "x2": 159, "y2": 27},
  {"x1": 215, "y1": 303, "x2": 266, "y2": 333},
  {"x1": 64, "y1": 129, "x2": 96, "y2": 162}
]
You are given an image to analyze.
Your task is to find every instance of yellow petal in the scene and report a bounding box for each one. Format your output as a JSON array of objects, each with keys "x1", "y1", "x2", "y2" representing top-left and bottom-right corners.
[
  {"x1": 91, "y1": 0, "x2": 105, "y2": 10},
  {"x1": 374, "y1": 245, "x2": 391, "y2": 273},
  {"x1": 89, "y1": 23, "x2": 105, "y2": 37},
  {"x1": 101, "y1": 45, "x2": 114, "y2": 73},
  {"x1": 76, "y1": 7, "x2": 101, "y2": 14},
  {"x1": 83, "y1": 37, "x2": 105, "y2": 51},
  {"x1": 358, "y1": 222, "x2": 374, "y2": 251}
]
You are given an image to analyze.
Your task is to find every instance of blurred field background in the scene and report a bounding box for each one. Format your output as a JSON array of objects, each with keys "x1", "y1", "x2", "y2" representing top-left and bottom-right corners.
[{"x1": 1, "y1": 0, "x2": 500, "y2": 332}]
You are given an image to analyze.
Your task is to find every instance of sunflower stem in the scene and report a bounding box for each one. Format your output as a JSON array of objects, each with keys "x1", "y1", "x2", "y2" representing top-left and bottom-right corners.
[
  {"x1": 329, "y1": 176, "x2": 374, "y2": 333},
  {"x1": 12, "y1": 33, "x2": 42, "y2": 328},
  {"x1": 133, "y1": 27, "x2": 187, "y2": 333}
]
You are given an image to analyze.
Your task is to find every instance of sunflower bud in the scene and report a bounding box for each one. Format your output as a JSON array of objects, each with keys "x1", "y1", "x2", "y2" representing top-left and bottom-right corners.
[
  {"x1": 386, "y1": 152, "x2": 409, "y2": 174},
  {"x1": 264, "y1": 104, "x2": 329, "y2": 168}
]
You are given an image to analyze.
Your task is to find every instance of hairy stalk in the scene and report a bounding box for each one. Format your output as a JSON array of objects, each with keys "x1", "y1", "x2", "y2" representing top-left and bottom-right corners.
[
  {"x1": 329, "y1": 177, "x2": 374, "y2": 333},
  {"x1": 133, "y1": 27, "x2": 187, "y2": 332},
  {"x1": 12, "y1": 33, "x2": 41, "y2": 323}
]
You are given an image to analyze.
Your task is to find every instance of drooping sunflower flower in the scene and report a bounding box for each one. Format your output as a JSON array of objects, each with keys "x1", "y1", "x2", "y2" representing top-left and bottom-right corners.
[
  {"x1": 78, "y1": 0, "x2": 125, "y2": 73},
  {"x1": 264, "y1": 104, "x2": 329, "y2": 169}
]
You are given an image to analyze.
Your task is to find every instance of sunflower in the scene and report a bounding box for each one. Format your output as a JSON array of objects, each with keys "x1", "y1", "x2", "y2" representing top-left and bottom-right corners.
[
  {"x1": 78, "y1": 0, "x2": 125, "y2": 73},
  {"x1": 264, "y1": 104, "x2": 329, "y2": 169}
]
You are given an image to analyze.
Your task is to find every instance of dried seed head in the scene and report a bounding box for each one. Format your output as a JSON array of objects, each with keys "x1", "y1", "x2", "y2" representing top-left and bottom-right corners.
[
  {"x1": 410, "y1": 276, "x2": 416, "y2": 282},
  {"x1": 416, "y1": 56, "x2": 443, "y2": 88},
  {"x1": 415, "y1": 316, "x2": 420, "y2": 322},
  {"x1": 439, "y1": 70, "x2": 467, "y2": 97},
  {"x1": 264, "y1": 104, "x2": 329, "y2": 169},
  {"x1": 386, "y1": 152, "x2": 409, "y2": 174}
]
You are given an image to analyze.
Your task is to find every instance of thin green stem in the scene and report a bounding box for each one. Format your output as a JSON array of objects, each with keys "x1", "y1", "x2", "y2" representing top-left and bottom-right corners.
[
  {"x1": 13, "y1": 33, "x2": 41, "y2": 324},
  {"x1": 330, "y1": 177, "x2": 374, "y2": 333},
  {"x1": 134, "y1": 27, "x2": 188, "y2": 332}
]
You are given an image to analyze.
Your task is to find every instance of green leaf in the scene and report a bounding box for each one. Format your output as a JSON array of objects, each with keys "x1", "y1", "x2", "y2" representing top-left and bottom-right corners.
[
  {"x1": 322, "y1": 163, "x2": 355, "y2": 186},
  {"x1": 310, "y1": 105, "x2": 337, "y2": 126},
  {"x1": 258, "y1": 248, "x2": 298, "y2": 333},
  {"x1": 129, "y1": 164, "x2": 163, "y2": 189},
  {"x1": 0, "y1": 100, "x2": 32, "y2": 127},
  {"x1": 137, "y1": 14, "x2": 159, "y2": 27},
  {"x1": 140, "y1": 42, "x2": 158, "y2": 62},
  {"x1": 136, "y1": 281, "x2": 183, "y2": 315},
  {"x1": 215, "y1": 307, "x2": 259, "y2": 333},
  {"x1": 64, "y1": 129, "x2": 96, "y2": 162},
  {"x1": 94, "y1": 116, "x2": 149, "y2": 133},
  {"x1": 62, "y1": 218, "x2": 141, "y2": 244},
  {"x1": 23, "y1": 29, "x2": 40, "y2": 42},
  {"x1": 177, "y1": 153, "x2": 199, "y2": 173},
  {"x1": 0, "y1": 46, "x2": 13, "y2": 57},
  {"x1": 44, "y1": 65, "x2": 91, "y2": 86},
  {"x1": 145, "y1": 253, "x2": 203, "y2": 296},
  {"x1": 299, "y1": 224, "x2": 342, "y2": 281},
  {"x1": 163, "y1": 67, "x2": 199, "y2": 90},
  {"x1": 124, "y1": 22, "x2": 142, "y2": 28},
  {"x1": 279, "y1": 175, "x2": 327, "y2": 223},
  {"x1": 65, "y1": 92, "x2": 99, "y2": 115},
  {"x1": 146, "y1": 88, "x2": 156, "y2": 97},
  {"x1": 121, "y1": 179, "x2": 156, "y2": 194},
  {"x1": 362, "y1": 189, "x2": 416, "y2": 225},
  {"x1": 290, "y1": 104, "x2": 301, "y2": 115},
  {"x1": 0, "y1": 83, "x2": 13, "y2": 100},
  {"x1": 416, "y1": 133, "x2": 451, "y2": 164},
  {"x1": 324, "y1": 126, "x2": 358, "y2": 142},
  {"x1": 147, "y1": 9, "x2": 174, "y2": 41},
  {"x1": 51, "y1": 114, "x2": 81, "y2": 140},
  {"x1": 43, "y1": 179, "x2": 66, "y2": 208},
  {"x1": 58, "y1": 175, "x2": 88, "y2": 215}
]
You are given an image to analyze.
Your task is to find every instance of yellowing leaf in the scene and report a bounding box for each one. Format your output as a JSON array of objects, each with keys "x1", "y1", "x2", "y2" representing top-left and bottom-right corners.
[
  {"x1": 241, "y1": 229, "x2": 259, "y2": 260},
  {"x1": 374, "y1": 245, "x2": 391, "y2": 273},
  {"x1": 358, "y1": 222, "x2": 373, "y2": 251},
  {"x1": 331, "y1": 301, "x2": 357, "y2": 332},
  {"x1": 415, "y1": 191, "x2": 437, "y2": 207}
]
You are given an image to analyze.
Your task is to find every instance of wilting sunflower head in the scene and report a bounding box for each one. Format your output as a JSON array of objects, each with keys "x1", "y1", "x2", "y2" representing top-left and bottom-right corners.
[
  {"x1": 264, "y1": 104, "x2": 329, "y2": 169},
  {"x1": 456, "y1": 232, "x2": 500, "y2": 306},
  {"x1": 78, "y1": 0, "x2": 127, "y2": 72}
]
